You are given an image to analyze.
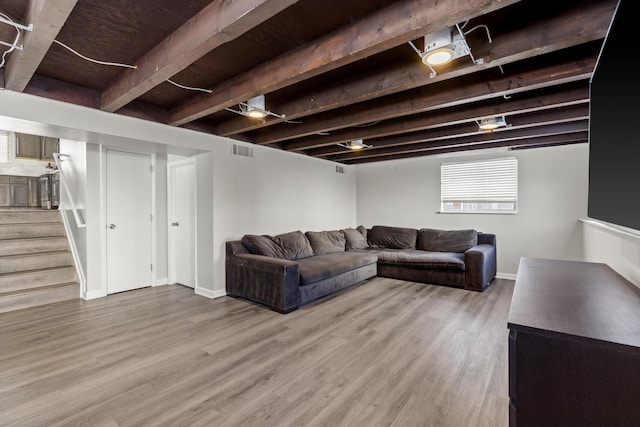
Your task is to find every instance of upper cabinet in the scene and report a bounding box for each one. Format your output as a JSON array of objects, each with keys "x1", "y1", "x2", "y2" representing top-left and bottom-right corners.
[{"x1": 15, "y1": 133, "x2": 59, "y2": 161}]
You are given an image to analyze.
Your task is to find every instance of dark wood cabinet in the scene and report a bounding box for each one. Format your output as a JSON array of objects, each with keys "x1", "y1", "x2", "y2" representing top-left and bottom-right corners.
[
  {"x1": 15, "y1": 133, "x2": 41, "y2": 159},
  {"x1": 0, "y1": 175, "x2": 41, "y2": 207},
  {"x1": 0, "y1": 175, "x2": 9, "y2": 206},
  {"x1": 41, "y1": 137, "x2": 59, "y2": 161},
  {"x1": 27, "y1": 177, "x2": 39, "y2": 207},
  {"x1": 15, "y1": 133, "x2": 59, "y2": 161},
  {"x1": 508, "y1": 258, "x2": 640, "y2": 427},
  {"x1": 10, "y1": 176, "x2": 28, "y2": 207}
]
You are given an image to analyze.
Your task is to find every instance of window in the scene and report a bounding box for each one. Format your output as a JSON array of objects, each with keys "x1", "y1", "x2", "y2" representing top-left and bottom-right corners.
[
  {"x1": 441, "y1": 157, "x2": 518, "y2": 213},
  {"x1": 0, "y1": 131, "x2": 11, "y2": 164}
]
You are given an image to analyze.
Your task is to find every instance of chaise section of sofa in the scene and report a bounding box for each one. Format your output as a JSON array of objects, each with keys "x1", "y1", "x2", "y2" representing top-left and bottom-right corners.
[{"x1": 358, "y1": 226, "x2": 496, "y2": 291}]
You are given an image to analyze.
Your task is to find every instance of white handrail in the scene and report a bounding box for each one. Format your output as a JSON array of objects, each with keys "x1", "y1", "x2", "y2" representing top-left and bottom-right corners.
[{"x1": 53, "y1": 152, "x2": 86, "y2": 229}]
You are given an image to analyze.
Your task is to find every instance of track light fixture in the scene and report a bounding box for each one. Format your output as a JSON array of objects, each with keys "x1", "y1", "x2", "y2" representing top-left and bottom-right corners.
[
  {"x1": 409, "y1": 22, "x2": 492, "y2": 78},
  {"x1": 225, "y1": 94, "x2": 286, "y2": 120},
  {"x1": 338, "y1": 139, "x2": 372, "y2": 150}
]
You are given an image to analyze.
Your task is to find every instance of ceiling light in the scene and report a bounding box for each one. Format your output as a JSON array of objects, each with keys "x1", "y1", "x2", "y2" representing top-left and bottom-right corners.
[
  {"x1": 477, "y1": 115, "x2": 510, "y2": 131},
  {"x1": 422, "y1": 28, "x2": 468, "y2": 66},
  {"x1": 224, "y1": 94, "x2": 286, "y2": 120},
  {"x1": 338, "y1": 139, "x2": 372, "y2": 150},
  {"x1": 240, "y1": 95, "x2": 267, "y2": 119},
  {"x1": 409, "y1": 23, "x2": 492, "y2": 78}
]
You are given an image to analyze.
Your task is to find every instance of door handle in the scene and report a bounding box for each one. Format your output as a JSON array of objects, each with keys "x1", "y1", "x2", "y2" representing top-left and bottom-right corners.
[
  {"x1": 172, "y1": 222, "x2": 179, "y2": 227},
  {"x1": 108, "y1": 224, "x2": 116, "y2": 229}
]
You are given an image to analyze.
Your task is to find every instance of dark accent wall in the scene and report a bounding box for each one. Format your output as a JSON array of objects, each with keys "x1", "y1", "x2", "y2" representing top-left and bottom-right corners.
[{"x1": 588, "y1": 0, "x2": 640, "y2": 231}]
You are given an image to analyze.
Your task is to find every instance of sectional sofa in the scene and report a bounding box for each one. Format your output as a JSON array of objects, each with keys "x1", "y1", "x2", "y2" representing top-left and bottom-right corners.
[{"x1": 225, "y1": 225, "x2": 497, "y2": 313}]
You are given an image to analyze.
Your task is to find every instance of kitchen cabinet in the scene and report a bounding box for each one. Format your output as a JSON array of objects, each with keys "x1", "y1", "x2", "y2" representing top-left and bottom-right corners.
[
  {"x1": 0, "y1": 175, "x2": 41, "y2": 207},
  {"x1": 41, "y1": 137, "x2": 59, "y2": 161},
  {"x1": 0, "y1": 176, "x2": 9, "y2": 207},
  {"x1": 9, "y1": 176, "x2": 28, "y2": 207},
  {"x1": 28, "y1": 177, "x2": 39, "y2": 207},
  {"x1": 15, "y1": 133, "x2": 59, "y2": 161}
]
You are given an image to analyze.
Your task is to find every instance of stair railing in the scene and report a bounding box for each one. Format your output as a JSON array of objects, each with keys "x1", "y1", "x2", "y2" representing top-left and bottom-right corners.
[
  {"x1": 53, "y1": 152, "x2": 86, "y2": 229},
  {"x1": 53, "y1": 152, "x2": 87, "y2": 297}
]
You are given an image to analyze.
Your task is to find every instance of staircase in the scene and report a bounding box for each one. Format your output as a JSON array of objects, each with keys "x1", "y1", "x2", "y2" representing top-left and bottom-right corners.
[{"x1": 0, "y1": 209, "x2": 80, "y2": 313}]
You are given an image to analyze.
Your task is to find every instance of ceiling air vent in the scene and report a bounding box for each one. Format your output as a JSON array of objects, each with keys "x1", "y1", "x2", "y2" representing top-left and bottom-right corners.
[
  {"x1": 336, "y1": 165, "x2": 345, "y2": 174},
  {"x1": 232, "y1": 144, "x2": 253, "y2": 158}
]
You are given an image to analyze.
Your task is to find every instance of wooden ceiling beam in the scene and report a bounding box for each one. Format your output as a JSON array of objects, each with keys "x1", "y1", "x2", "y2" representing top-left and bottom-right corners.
[
  {"x1": 22, "y1": 73, "x2": 170, "y2": 124},
  {"x1": 215, "y1": 0, "x2": 615, "y2": 137},
  {"x1": 328, "y1": 120, "x2": 589, "y2": 162},
  {"x1": 255, "y1": 55, "x2": 597, "y2": 145},
  {"x1": 168, "y1": 0, "x2": 523, "y2": 126},
  {"x1": 4, "y1": 0, "x2": 78, "y2": 92},
  {"x1": 289, "y1": 84, "x2": 589, "y2": 153},
  {"x1": 342, "y1": 132, "x2": 589, "y2": 164},
  {"x1": 100, "y1": 0, "x2": 300, "y2": 113},
  {"x1": 312, "y1": 103, "x2": 590, "y2": 158}
]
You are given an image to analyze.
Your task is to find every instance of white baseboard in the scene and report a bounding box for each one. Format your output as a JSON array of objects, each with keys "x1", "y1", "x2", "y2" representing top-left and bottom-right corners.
[
  {"x1": 153, "y1": 278, "x2": 168, "y2": 287},
  {"x1": 496, "y1": 272, "x2": 517, "y2": 280},
  {"x1": 195, "y1": 287, "x2": 227, "y2": 299},
  {"x1": 83, "y1": 289, "x2": 107, "y2": 300},
  {"x1": 213, "y1": 289, "x2": 227, "y2": 298}
]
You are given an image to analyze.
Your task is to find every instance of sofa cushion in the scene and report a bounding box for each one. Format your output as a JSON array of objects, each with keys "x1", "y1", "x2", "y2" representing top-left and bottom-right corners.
[
  {"x1": 342, "y1": 227, "x2": 369, "y2": 250},
  {"x1": 241, "y1": 234, "x2": 287, "y2": 259},
  {"x1": 297, "y1": 252, "x2": 378, "y2": 285},
  {"x1": 375, "y1": 249, "x2": 465, "y2": 271},
  {"x1": 305, "y1": 230, "x2": 346, "y2": 255},
  {"x1": 418, "y1": 228, "x2": 478, "y2": 253},
  {"x1": 242, "y1": 231, "x2": 313, "y2": 260},
  {"x1": 368, "y1": 225, "x2": 417, "y2": 249},
  {"x1": 275, "y1": 231, "x2": 314, "y2": 260}
]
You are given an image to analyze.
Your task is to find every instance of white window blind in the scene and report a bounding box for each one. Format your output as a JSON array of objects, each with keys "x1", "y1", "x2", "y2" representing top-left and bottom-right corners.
[
  {"x1": 441, "y1": 157, "x2": 518, "y2": 213},
  {"x1": 0, "y1": 131, "x2": 11, "y2": 164}
]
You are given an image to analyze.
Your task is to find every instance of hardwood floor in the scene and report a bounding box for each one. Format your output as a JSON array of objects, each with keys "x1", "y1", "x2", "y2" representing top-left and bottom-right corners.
[{"x1": 0, "y1": 277, "x2": 514, "y2": 427}]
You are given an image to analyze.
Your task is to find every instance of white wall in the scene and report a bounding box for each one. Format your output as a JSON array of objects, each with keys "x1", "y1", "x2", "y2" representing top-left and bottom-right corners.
[
  {"x1": 355, "y1": 144, "x2": 589, "y2": 276},
  {"x1": 582, "y1": 220, "x2": 640, "y2": 288},
  {"x1": 203, "y1": 142, "x2": 357, "y2": 296},
  {"x1": 0, "y1": 89, "x2": 357, "y2": 301}
]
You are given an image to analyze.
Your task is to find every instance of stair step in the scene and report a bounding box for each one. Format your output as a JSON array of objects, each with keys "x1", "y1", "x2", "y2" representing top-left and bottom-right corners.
[
  {"x1": 0, "y1": 222, "x2": 65, "y2": 240},
  {"x1": 0, "y1": 266, "x2": 78, "y2": 294},
  {"x1": 0, "y1": 210, "x2": 61, "y2": 224},
  {"x1": 0, "y1": 251, "x2": 74, "y2": 274},
  {"x1": 0, "y1": 282, "x2": 80, "y2": 314},
  {"x1": 0, "y1": 236, "x2": 69, "y2": 256}
]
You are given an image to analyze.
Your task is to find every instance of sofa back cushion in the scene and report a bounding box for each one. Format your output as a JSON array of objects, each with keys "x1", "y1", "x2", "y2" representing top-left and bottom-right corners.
[
  {"x1": 305, "y1": 230, "x2": 346, "y2": 255},
  {"x1": 418, "y1": 228, "x2": 478, "y2": 253},
  {"x1": 242, "y1": 230, "x2": 314, "y2": 260},
  {"x1": 368, "y1": 225, "x2": 418, "y2": 249},
  {"x1": 342, "y1": 227, "x2": 369, "y2": 250}
]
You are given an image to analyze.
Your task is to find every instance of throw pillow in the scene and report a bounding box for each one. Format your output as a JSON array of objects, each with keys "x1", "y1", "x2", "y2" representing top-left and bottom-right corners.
[
  {"x1": 418, "y1": 228, "x2": 478, "y2": 253},
  {"x1": 241, "y1": 234, "x2": 287, "y2": 259},
  {"x1": 368, "y1": 225, "x2": 418, "y2": 249},
  {"x1": 342, "y1": 228, "x2": 369, "y2": 250},
  {"x1": 305, "y1": 230, "x2": 346, "y2": 255},
  {"x1": 274, "y1": 230, "x2": 315, "y2": 260}
]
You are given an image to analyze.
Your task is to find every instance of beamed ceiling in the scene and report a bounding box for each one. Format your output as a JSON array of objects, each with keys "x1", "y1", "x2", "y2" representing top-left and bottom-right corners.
[{"x1": 0, "y1": 0, "x2": 617, "y2": 164}]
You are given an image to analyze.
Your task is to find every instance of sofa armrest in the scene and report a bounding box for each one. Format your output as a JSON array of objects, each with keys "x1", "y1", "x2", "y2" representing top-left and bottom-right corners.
[
  {"x1": 226, "y1": 253, "x2": 300, "y2": 313},
  {"x1": 464, "y1": 244, "x2": 497, "y2": 291}
]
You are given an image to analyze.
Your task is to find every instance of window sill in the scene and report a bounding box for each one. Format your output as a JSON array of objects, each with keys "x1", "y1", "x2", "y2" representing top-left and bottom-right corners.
[{"x1": 437, "y1": 211, "x2": 518, "y2": 214}]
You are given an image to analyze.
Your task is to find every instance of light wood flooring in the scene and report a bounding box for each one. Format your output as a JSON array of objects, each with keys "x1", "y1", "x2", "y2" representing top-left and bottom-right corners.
[{"x1": 0, "y1": 277, "x2": 515, "y2": 427}]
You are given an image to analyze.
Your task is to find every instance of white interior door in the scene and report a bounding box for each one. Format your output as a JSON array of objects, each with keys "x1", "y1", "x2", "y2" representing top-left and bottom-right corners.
[
  {"x1": 106, "y1": 149, "x2": 152, "y2": 294},
  {"x1": 168, "y1": 159, "x2": 196, "y2": 288}
]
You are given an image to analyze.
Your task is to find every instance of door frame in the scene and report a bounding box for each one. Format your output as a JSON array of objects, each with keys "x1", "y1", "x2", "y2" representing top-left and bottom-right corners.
[
  {"x1": 167, "y1": 157, "x2": 197, "y2": 288},
  {"x1": 100, "y1": 147, "x2": 157, "y2": 294}
]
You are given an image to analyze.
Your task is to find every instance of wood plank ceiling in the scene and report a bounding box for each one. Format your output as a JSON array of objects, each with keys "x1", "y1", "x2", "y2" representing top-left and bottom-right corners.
[{"x1": 0, "y1": 0, "x2": 618, "y2": 164}]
